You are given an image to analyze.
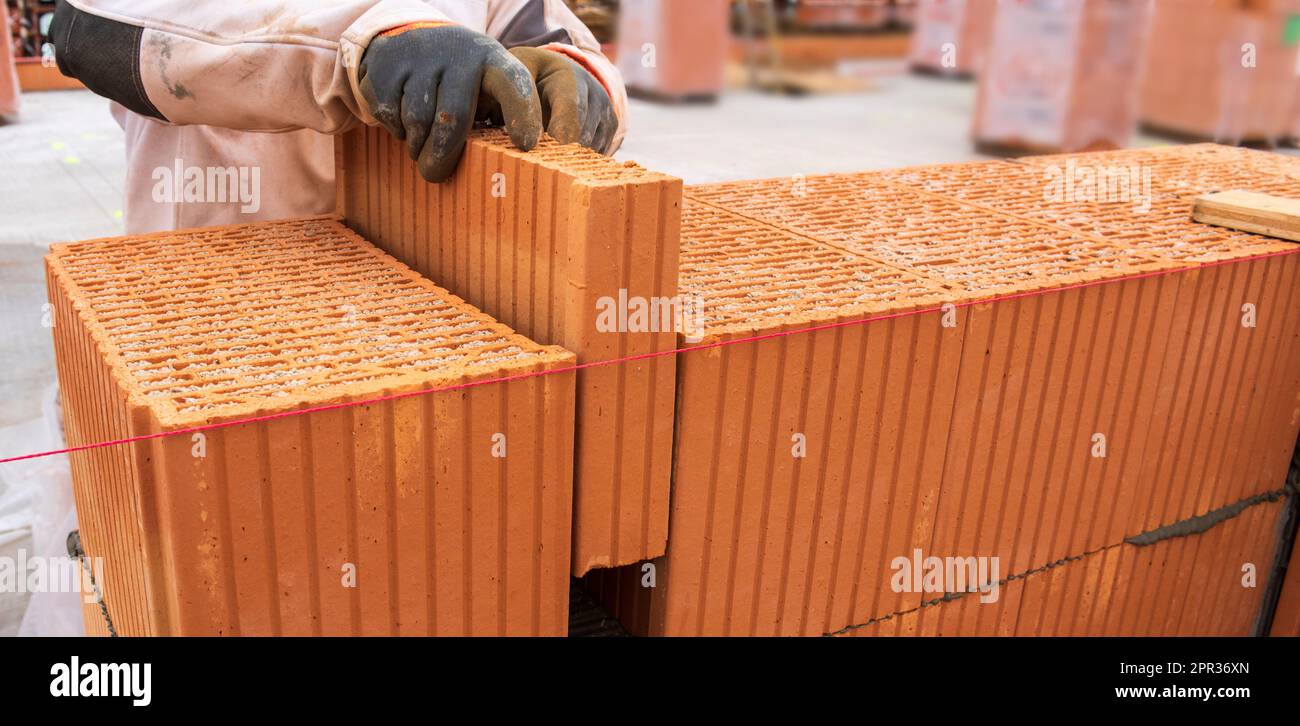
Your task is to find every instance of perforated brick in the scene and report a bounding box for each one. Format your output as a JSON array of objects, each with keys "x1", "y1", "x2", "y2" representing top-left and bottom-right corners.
[
  {"x1": 679, "y1": 200, "x2": 950, "y2": 335},
  {"x1": 1020, "y1": 143, "x2": 1300, "y2": 201},
  {"x1": 337, "y1": 127, "x2": 682, "y2": 576},
  {"x1": 687, "y1": 175, "x2": 1172, "y2": 294},
  {"x1": 48, "y1": 217, "x2": 577, "y2": 636},
  {"x1": 590, "y1": 199, "x2": 968, "y2": 636},
  {"x1": 876, "y1": 156, "x2": 1297, "y2": 262},
  {"x1": 593, "y1": 153, "x2": 1300, "y2": 637}
]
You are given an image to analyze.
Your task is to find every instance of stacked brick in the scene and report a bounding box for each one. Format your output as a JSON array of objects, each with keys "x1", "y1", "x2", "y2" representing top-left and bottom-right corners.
[
  {"x1": 47, "y1": 127, "x2": 1300, "y2": 638},
  {"x1": 795, "y1": 0, "x2": 892, "y2": 30},
  {"x1": 908, "y1": 0, "x2": 996, "y2": 76},
  {"x1": 973, "y1": 0, "x2": 1151, "y2": 153},
  {"x1": 590, "y1": 145, "x2": 1300, "y2": 636},
  {"x1": 892, "y1": 0, "x2": 919, "y2": 28},
  {"x1": 336, "y1": 126, "x2": 682, "y2": 575},
  {"x1": 615, "y1": 0, "x2": 730, "y2": 101},
  {"x1": 48, "y1": 217, "x2": 577, "y2": 636},
  {"x1": 1141, "y1": 0, "x2": 1300, "y2": 145}
]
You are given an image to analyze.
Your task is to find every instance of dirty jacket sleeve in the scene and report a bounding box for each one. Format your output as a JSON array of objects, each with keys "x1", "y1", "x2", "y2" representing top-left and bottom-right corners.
[
  {"x1": 49, "y1": 0, "x2": 454, "y2": 134},
  {"x1": 50, "y1": 0, "x2": 627, "y2": 150}
]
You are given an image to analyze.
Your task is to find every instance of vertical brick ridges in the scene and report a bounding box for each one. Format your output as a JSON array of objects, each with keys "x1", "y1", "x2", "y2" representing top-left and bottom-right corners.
[
  {"x1": 47, "y1": 218, "x2": 577, "y2": 635},
  {"x1": 336, "y1": 126, "x2": 683, "y2": 576},
  {"x1": 847, "y1": 499, "x2": 1285, "y2": 637},
  {"x1": 591, "y1": 145, "x2": 1300, "y2": 636}
]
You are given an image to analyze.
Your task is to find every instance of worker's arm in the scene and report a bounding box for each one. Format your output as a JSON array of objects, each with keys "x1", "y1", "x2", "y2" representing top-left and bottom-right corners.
[
  {"x1": 486, "y1": 0, "x2": 628, "y2": 154},
  {"x1": 46, "y1": 0, "x2": 496, "y2": 136}
]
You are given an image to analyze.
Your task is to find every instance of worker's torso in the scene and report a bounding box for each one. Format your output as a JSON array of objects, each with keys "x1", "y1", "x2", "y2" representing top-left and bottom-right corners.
[
  {"x1": 110, "y1": 0, "x2": 517, "y2": 234},
  {"x1": 114, "y1": 103, "x2": 337, "y2": 234}
]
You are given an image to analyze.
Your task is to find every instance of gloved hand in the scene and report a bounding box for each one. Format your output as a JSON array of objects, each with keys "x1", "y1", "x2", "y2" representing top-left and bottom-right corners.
[
  {"x1": 359, "y1": 23, "x2": 543, "y2": 182},
  {"x1": 508, "y1": 47, "x2": 618, "y2": 154}
]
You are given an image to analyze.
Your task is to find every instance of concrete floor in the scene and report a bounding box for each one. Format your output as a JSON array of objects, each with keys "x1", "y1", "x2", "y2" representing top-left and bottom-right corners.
[
  {"x1": 0, "y1": 68, "x2": 1276, "y2": 634},
  {"x1": 616, "y1": 66, "x2": 992, "y2": 181}
]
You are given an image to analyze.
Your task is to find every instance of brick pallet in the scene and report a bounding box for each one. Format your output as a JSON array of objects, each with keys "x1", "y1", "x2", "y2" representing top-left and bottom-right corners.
[
  {"x1": 908, "y1": 0, "x2": 996, "y2": 76},
  {"x1": 972, "y1": 0, "x2": 1151, "y2": 154},
  {"x1": 49, "y1": 218, "x2": 577, "y2": 636},
  {"x1": 1140, "y1": 0, "x2": 1299, "y2": 145},
  {"x1": 794, "y1": 0, "x2": 891, "y2": 31},
  {"x1": 589, "y1": 145, "x2": 1300, "y2": 636},
  {"x1": 616, "y1": 0, "x2": 730, "y2": 101}
]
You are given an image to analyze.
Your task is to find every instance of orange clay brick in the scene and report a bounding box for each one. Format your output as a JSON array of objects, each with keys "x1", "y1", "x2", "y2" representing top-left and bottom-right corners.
[
  {"x1": 1020, "y1": 143, "x2": 1300, "y2": 202},
  {"x1": 587, "y1": 199, "x2": 962, "y2": 636},
  {"x1": 1140, "y1": 3, "x2": 1298, "y2": 144},
  {"x1": 715, "y1": 169, "x2": 1297, "y2": 637},
  {"x1": 335, "y1": 126, "x2": 682, "y2": 576},
  {"x1": 46, "y1": 217, "x2": 577, "y2": 636},
  {"x1": 908, "y1": 0, "x2": 997, "y2": 76},
  {"x1": 686, "y1": 173, "x2": 1174, "y2": 295},
  {"x1": 972, "y1": 0, "x2": 1150, "y2": 153},
  {"x1": 593, "y1": 151, "x2": 1300, "y2": 636},
  {"x1": 872, "y1": 155, "x2": 1297, "y2": 263},
  {"x1": 795, "y1": 0, "x2": 891, "y2": 30},
  {"x1": 835, "y1": 497, "x2": 1284, "y2": 636},
  {"x1": 617, "y1": 0, "x2": 730, "y2": 100},
  {"x1": 1269, "y1": 442, "x2": 1300, "y2": 637}
]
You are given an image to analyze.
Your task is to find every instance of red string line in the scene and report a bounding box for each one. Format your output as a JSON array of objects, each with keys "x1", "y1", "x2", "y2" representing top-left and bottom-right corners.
[{"x1": 2, "y1": 245, "x2": 1296, "y2": 465}]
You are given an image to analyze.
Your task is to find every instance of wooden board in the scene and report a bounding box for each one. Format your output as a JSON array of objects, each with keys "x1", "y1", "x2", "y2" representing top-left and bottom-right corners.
[{"x1": 1192, "y1": 190, "x2": 1300, "y2": 243}]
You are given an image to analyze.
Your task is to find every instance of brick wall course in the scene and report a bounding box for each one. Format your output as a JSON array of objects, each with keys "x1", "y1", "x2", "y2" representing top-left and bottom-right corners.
[{"x1": 592, "y1": 147, "x2": 1300, "y2": 637}]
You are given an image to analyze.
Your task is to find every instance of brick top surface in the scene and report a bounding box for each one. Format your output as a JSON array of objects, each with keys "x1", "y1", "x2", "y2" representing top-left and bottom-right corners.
[
  {"x1": 47, "y1": 217, "x2": 572, "y2": 428},
  {"x1": 690, "y1": 145, "x2": 1300, "y2": 287},
  {"x1": 688, "y1": 177, "x2": 1172, "y2": 295},
  {"x1": 679, "y1": 200, "x2": 949, "y2": 337},
  {"x1": 472, "y1": 129, "x2": 678, "y2": 186},
  {"x1": 1017, "y1": 143, "x2": 1300, "y2": 201},
  {"x1": 872, "y1": 158, "x2": 1296, "y2": 263}
]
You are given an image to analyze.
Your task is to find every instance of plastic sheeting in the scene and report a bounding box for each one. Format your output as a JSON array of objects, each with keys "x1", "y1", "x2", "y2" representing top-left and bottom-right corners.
[{"x1": 0, "y1": 386, "x2": 84, "y2": 637}]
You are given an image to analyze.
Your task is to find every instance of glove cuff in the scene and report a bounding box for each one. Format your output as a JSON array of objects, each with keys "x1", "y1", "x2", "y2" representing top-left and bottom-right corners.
[
  {"x1": 379, "y1": 20, "x2": 455, "y2": 39},
  {"x1": 539, "y1": 44, "x2": 614, "y2": 104}
]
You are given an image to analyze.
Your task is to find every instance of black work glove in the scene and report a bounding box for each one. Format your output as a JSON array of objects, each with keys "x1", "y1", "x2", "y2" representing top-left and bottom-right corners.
[
  {"x1": 359, "y1": 24, "x2": 543, "y2": 182},
  {"x1": 508, "y1": 47, "x2": 618, "y2": 154}
]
